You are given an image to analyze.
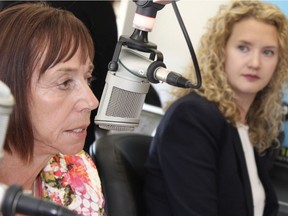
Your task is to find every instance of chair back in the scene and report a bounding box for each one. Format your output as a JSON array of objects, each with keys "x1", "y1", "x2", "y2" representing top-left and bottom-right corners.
[{"x1": 91, "y1": 133, "x2": 152, "y2": 216}]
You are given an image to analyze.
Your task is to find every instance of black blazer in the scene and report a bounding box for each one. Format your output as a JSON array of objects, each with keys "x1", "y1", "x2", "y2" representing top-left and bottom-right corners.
[{"x1": 144, "y1": 92, "x2": 278, "y2": 216}]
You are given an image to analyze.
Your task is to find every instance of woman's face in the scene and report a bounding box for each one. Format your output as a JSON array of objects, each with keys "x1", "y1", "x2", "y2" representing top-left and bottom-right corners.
[
  {"x1": 224, "y1": 18, "x2": 279, "y2": 102},
  {"x1": 29, "y1": 49, "x2": 99, "y2": 156}
]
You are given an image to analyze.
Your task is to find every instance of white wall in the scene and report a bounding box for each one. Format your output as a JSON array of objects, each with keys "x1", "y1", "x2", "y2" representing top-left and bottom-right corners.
[{"x1": 116, "y1": 0, "x2": 229, "y2": 105}]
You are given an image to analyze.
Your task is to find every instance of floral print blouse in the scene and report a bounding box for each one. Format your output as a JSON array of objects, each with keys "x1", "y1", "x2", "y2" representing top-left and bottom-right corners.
[{"x1": 39, "y1": 150, "x2": 105, "y2": 216}]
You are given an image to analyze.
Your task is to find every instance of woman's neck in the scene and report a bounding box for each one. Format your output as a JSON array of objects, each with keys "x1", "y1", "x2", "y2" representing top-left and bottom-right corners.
[
  {"x1": 0, "y1": 150, "x2": 52, "y2": 191},
  {"x1": 235, "y1": 95, "x2": 255, "y2": 125}
]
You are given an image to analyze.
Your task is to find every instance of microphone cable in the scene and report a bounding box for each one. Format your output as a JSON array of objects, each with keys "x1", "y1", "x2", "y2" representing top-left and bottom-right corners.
[{"x1": 171, "y1": 1, "x2": 202, "y2": 89}]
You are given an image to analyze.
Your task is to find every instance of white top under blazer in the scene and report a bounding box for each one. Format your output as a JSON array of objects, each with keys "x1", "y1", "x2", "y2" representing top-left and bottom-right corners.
[{"x1": 238, "y1": 124, "x2": 265, "y2": 216}]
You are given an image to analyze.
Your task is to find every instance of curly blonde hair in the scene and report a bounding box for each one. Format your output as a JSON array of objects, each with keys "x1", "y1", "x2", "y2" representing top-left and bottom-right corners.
[{"x1": 168, "y1": 0, "x2": 288, "y2": 153}]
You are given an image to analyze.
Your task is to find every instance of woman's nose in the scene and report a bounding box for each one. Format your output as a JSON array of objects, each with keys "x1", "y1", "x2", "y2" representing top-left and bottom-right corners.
[
  {"x1": 79, "y1": 83, "x2": 99, "y2": 112},
  {"x1": 248, "y1": 51, "x2": 261, "y2": 70}
]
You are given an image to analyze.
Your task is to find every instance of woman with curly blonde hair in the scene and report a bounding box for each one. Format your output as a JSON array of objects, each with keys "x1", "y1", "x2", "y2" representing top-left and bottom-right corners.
[{"x1": 144, "y1": 1, "x2": 288, "y2": 215}]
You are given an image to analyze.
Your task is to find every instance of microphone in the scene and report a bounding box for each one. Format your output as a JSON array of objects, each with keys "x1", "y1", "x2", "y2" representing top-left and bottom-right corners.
[
  {"x1": 94, "y1": 48, "x2": 151, "y2": 131},
  {"x1": 0, "y1": 80, "x2": 79, "y2": 216},
  {"x1": 0, "y1": 183, "x2": 80, "y2": 216},
  {"x1": 94, "y1": 47, "x2": 193, "y2": 131},
  {"x1": 94, "y1": 0, "x2": 199, "y2": 131}
]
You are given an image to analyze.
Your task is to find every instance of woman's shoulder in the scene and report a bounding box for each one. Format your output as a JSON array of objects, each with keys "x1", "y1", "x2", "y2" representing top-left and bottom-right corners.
[
  {"x1": 169, "y1": 92, "x2": 219, "y2": 115},
  {"x1": 161, "y1": 92, "x2": 227, "y2": 130}
]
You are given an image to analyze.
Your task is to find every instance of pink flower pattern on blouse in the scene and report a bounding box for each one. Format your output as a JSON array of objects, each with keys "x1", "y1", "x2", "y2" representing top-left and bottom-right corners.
[{"x1": 39, "y1": 150, "x2": 105, "y2": 216}]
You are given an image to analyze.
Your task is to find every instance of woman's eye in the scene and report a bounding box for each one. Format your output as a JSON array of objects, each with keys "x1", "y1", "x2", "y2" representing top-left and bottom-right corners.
[
  {"x1": 263, "y1": 50, "x2": 274, "y2": 56},
  {"x1": 86, "y1": 75, "x2": 96, "y2": 86},
  {"x1": 238, "y1": 45, "x2": 248, "y2": 52},
  {"x1": 58, "y1": 79, "x2": 73, "y2": 90}
]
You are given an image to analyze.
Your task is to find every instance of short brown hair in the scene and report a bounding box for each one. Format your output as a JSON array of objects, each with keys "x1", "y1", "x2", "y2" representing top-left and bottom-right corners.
[{"x1": 0, "y1": 2, "x2": 94, "y2": 163}]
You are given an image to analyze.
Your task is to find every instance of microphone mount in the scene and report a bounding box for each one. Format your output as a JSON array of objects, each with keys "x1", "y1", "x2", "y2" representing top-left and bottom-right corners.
[
  {"x1": 108, "y1": 0, "x2": 201, "y2": 89},
  {"x1": 108, "y1": 31, "x2": 163, "y2": 73},
  {"x1": 133, "y1": 0, "x2": 165, "y2": 18},
  {"x1": 108, "y1": 0, "x2": 165, "y2": 74},
  {"x1": 94, "y1": 0, "x2": 200, "y2": 131}
]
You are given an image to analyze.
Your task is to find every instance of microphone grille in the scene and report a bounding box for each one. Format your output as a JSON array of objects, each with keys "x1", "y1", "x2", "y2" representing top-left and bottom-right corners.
[
  {"x1": 107, "y1": 87, "x2": 146, "y2": 118},
  {"x1": 95, "y1": 73, "x2": 150, "y2": 131}
]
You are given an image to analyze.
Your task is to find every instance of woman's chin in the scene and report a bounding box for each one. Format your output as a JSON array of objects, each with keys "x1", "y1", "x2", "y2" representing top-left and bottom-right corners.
[{"x1": 60, "y1": 143, "x2": 84, "y2": 155}]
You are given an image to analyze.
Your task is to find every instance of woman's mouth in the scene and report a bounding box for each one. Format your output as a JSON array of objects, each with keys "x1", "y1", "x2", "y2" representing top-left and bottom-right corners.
[
  {"x1": 66, "y1": 127, "x2": 87, "y2": 138},
  {"x1": 72, "y1": 128, "x2": 85, "y2": 133},
  {"x1": 243, "y1": 74, "x2": 259, "y2": 81}
]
